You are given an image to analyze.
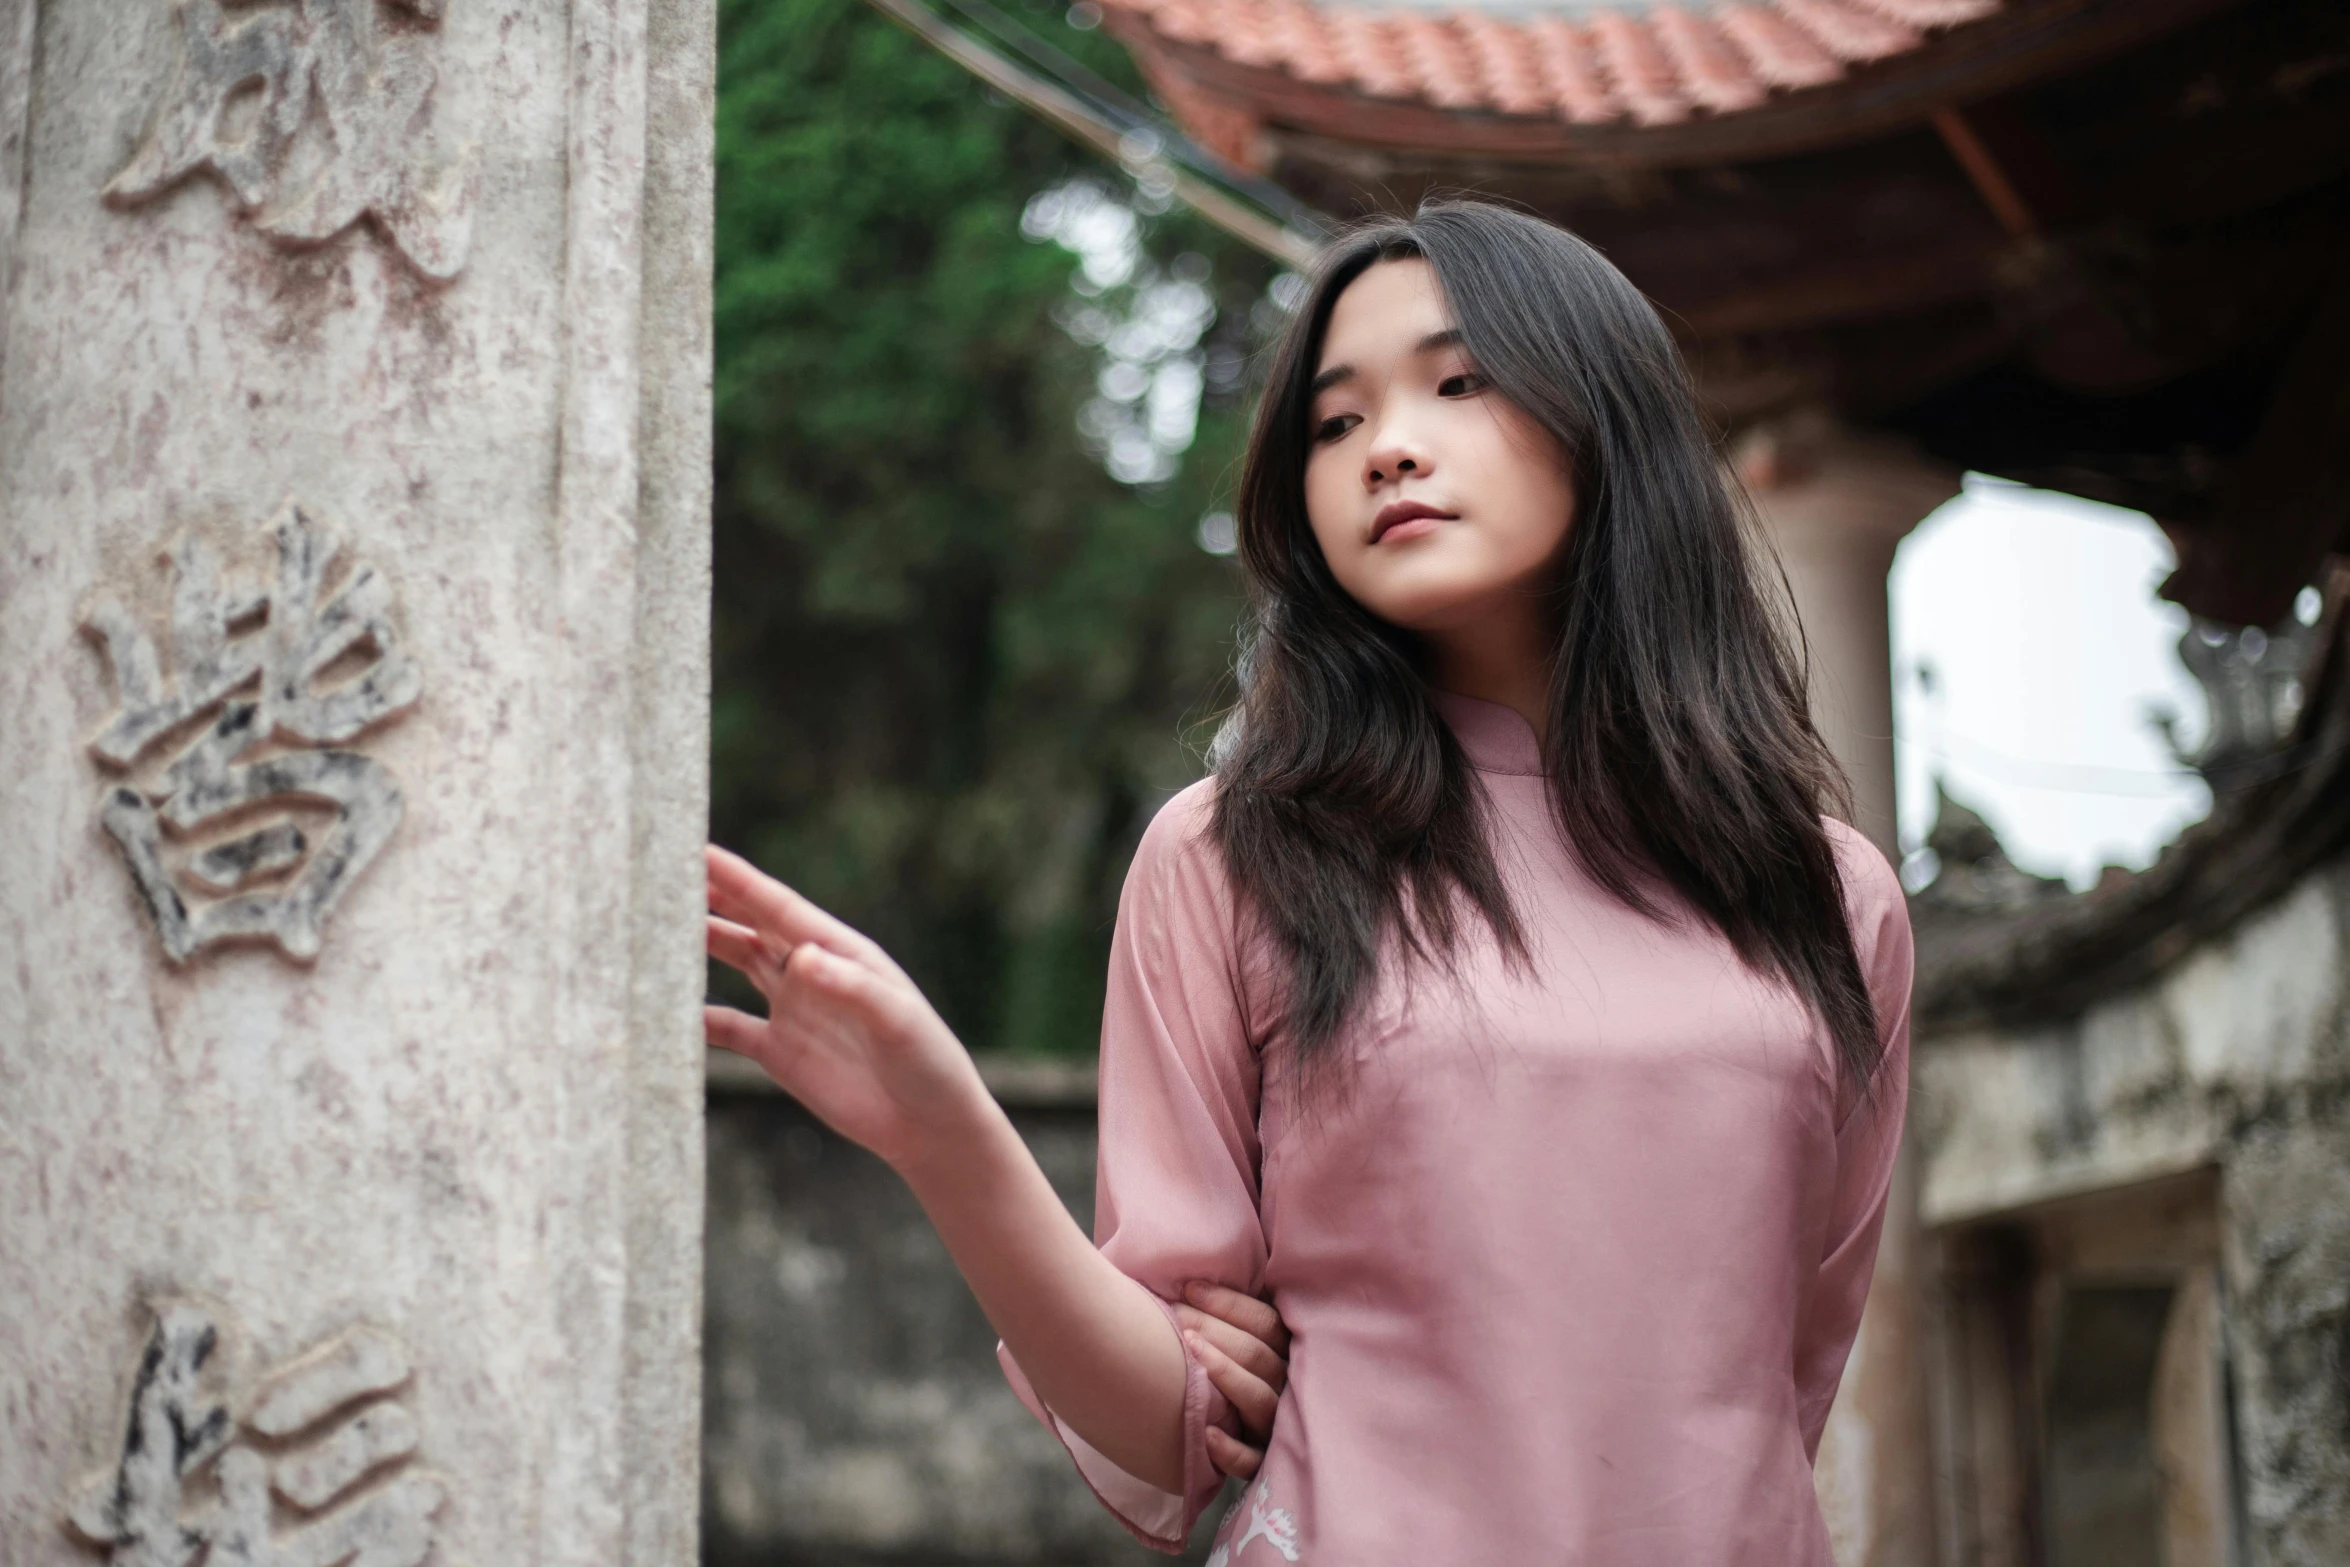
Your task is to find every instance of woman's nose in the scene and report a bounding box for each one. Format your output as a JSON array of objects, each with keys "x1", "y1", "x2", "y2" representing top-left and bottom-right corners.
[{"x1": 1364, "y1": 425, "x2": 1432, "y2": 488}]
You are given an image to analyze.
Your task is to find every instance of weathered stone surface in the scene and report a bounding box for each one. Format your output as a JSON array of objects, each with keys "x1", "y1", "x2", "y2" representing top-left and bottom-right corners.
[
  {"x1": 83, "y1": 506, "x2": 424, "y2": 964},
  {"x1": 1916, "y1": 872, "x2": 2347, "y2": 1226},
  {"x1": 703, "y1": 1077, "x2": 1228, "y2": 1565},
  {"x1": 0, "y1": 1, "x2": 713, "y2": 1562},
  {"x1": 64, "y1": 1303, "x2": 445, "y2": 1567},
  {"x1": 2223, "y1": 1121, "x2": 2350, "y2": 1567},
  {"x1": 1916, "y1": 858, "x2": 2350, "y2": 1563},
  {"x1": 104, "y1": 0, "x2": 477, "y2": 280}
]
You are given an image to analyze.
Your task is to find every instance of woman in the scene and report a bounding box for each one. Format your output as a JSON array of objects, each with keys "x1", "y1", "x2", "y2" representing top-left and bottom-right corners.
[{"x1": 706, "y1": 200, "x2": 1911, "y2": 1563}]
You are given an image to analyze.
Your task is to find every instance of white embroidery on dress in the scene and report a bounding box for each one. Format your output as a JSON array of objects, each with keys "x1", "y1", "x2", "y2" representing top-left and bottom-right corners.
[{"x1": 1206, "y1": 1478, "x2": 1300, "y2": 1564}]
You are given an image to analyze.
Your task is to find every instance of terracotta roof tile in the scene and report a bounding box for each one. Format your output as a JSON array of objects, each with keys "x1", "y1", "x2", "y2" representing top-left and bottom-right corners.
[
  {"x1": 1388, "y1": 14, "x2": 1487, "y2": 109},
  {"x1": 1651, "y1": 5, "x2": 1768, "y2": 114},
  {"x1": 1526, "y1": 17, "x2": 1625, "y2": 124},
  {"x1": 1589, "y1": 7, "x2": 1693, "y2": 124},
  {"x1": 1140, "y1": 0, "x2": 1219, "y2": 50},
  {"x1": 1773, "y1": 0, "x2": 1923, "y2": 61},
  {"x1": 1325, "y1": 9, "x2": 1420, "y2": 99},
  {"x1": 1215, "y1": 0, "x2": 1286, "y2": 66},
  {"x1": 1713, "y1": 3, "x2": 1843, "y2": 87},
  {"x1": 1853, "y1": 0, "x2": 1999, "y2": 24},
  {"x1": 1268, "y1": 0, "x2": 1353, "y2": 84},
  {"x1": 1109, "y1": 0, "x2": 2005, "y2": 128},
  {"x1": 1453, "y1": 10, "x2": 1562, "y2": 118},
  {"x1": 1145, "y1": 64, "x2": 1272, "y2": 167}
]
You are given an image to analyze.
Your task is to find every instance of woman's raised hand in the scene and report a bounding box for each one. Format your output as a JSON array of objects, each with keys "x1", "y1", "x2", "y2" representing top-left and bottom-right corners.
[
  {"x1": 705, "y1": 844, "x2": 991, "y2": 1173},
  {"x1": 708, "y1": 843, "x2": 1200, "y2": 1493}
]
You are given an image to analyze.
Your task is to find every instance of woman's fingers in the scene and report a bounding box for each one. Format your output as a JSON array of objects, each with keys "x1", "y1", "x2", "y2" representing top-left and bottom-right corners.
[
  {"x1": 707, "y1": 846, "x2": 876, "y2": 962},
  {"x1": 779, "y1": 941, "x2": 920, "y2": 1043},
  {"x1": 704, "y1": 1004, "x2": 771, "y2": 1061},
  {"x1": 706, "y1": 915, "x2": 781, "y2": 983},
  {"x1": 1175, "y1": 1285, "x2": 1291, "y2": 1440},
  {"x1": 1204, "y1": 1426, "x2": 1263, "y2": 1481},
  {"x1": 1185, "y1": 1329, "x2": 1280, "y2": 1438},
  {"x1": 1182, "y1": 1281, "x2": 1291, "y2": 1357},
  {"x1": 706, "y1": 857, "x2": 822, "y2": 950},
  {"x1": 1173, "y1": 1303, "x2": 1287, "y2": 1393}
]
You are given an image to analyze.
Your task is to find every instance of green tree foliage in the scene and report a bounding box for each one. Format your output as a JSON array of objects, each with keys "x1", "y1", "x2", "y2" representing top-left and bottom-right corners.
[{"x1": 712, "y1": 0, "x2": 1271, "y2": 1054}]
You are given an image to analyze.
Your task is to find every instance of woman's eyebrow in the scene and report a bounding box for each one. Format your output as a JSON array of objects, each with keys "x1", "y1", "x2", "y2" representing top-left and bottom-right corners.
[
  {"x1": 1310, "y1": 328, "x2": 1466, "y2": 397},
  {"x1": 1309, "y1": 362, "x2": 1354, "y2": 397}
]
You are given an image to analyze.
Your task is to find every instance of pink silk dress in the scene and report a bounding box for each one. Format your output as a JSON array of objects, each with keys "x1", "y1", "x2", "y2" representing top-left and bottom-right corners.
[{"x1": 1000, "y1": 692, "x2": 1913, "y2": 1563}]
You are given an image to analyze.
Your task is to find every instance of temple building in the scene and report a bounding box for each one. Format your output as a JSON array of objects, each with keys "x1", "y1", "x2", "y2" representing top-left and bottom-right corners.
[{"x1": 1069, "y1": 0, "x2": 2349, "y2": 1562}]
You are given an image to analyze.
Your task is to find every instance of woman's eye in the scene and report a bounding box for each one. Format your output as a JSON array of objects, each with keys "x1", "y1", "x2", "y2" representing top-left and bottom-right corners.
[
  {"x1": 1438, "y1": 372, "x2": 1487, "y2": 397},
  {"x1": 1312, "y1": 413, "x2": 1360, "y2": 443}
]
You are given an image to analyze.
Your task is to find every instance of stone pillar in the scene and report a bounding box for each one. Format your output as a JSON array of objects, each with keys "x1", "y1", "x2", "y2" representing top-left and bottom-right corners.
[
  {"x1": 0, "y1": 2, "x2": 713, "y2": 1563},
  {"x1": 1737, "y1": 412, "x2": 1959, "y2": 1567}
]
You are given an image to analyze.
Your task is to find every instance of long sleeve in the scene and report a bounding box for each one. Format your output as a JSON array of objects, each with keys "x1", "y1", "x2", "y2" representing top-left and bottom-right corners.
[
  {"x1": 1792, "y1": 825, "x2": 1916, "y2": 1462},
  {"x1": 998, "y1": 780, "x2": 1267, "y2": 1549}
]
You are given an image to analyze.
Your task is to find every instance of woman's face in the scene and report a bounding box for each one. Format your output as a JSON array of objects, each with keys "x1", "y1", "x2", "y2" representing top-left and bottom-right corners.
[{"x1": 1302, "y1": 258, "x2": 1577, "y2": 639}]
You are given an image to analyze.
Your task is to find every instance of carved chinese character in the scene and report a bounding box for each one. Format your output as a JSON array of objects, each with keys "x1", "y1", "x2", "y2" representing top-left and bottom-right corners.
[
  {"x1": 65, "y1": 1305, "x2": 445, "y2": 1567},
  {"x1": 83, "y1": 503, "x2": 423, "y2": 964},
  {"x1": 107, "y1": 0, "x2": 474, "y2": 280}
]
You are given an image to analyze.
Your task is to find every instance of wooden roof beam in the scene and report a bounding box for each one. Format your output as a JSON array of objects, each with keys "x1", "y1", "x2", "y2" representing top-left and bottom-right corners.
[
  {"x1": 1931, "y1": 105, "x2": 2040, "y2": 237},
  {"x1": 2161, "y1": 263, "x2": 2350, "y2": 626}
]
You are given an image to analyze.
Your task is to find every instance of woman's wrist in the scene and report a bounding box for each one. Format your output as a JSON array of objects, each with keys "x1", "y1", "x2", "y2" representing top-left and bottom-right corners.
[{"x1": 883, "y1": 1047, "x2": 1020, "y2": 1194}]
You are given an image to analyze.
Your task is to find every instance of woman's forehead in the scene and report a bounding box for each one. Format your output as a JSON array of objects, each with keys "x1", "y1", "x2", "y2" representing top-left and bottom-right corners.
[{"x1": 1316, "y1": 259, "x2": 1453, "y2": 372}]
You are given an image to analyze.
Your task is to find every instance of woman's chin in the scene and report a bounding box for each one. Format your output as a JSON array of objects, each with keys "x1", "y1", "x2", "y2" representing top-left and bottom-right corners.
[{"x1": 1349, "y1": 569, "x2": 1505, "y2": 633}]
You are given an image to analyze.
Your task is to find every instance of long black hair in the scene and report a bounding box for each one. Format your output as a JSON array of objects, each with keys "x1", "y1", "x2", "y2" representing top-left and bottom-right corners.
[{"x1": 1210, "y1": 200, "x2": 1881, "y2": 1100}]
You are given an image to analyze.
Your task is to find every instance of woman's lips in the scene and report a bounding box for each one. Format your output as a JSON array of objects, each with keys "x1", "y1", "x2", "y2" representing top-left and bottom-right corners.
[{"x1": 1371, "y1": 500, "x2": 1458, "y2": 543}]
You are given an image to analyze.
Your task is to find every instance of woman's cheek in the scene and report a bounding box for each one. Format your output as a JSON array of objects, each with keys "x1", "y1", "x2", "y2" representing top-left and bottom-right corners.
[{"x1": 1302, "y1": 471, "x2": 1358, "y2": 565}]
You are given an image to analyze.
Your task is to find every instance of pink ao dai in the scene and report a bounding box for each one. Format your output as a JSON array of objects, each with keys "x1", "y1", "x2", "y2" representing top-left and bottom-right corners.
[{"x1": 1001, "y1": 692, "x2": 1914, "y2": 1563}]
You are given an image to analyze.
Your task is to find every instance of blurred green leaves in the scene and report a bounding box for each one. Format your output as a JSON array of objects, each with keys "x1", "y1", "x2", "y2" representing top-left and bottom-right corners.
[{"x1": 711, "y1": 0, "x2": 1269, "y2": 1053}]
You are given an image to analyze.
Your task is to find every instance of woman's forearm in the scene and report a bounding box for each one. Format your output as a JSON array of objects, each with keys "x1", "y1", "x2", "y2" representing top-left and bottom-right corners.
[
  {"x1": 895, "y1": 1092, "x2": 1189, "y2": 1491},
  {"x1": 701, "y1": 847, "x2": 1189, "y2": 1490}
]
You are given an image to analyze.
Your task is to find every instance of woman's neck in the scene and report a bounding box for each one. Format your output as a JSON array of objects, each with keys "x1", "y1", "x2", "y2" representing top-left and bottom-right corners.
[{"x1": 1422, "y1": 615, "x2": 1555, "y2": 747}]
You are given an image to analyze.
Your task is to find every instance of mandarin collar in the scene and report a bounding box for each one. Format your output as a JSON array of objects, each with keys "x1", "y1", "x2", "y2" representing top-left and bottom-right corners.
[{"x1": 1430, "y1": 690, "x2": 1545, "y2": 777}]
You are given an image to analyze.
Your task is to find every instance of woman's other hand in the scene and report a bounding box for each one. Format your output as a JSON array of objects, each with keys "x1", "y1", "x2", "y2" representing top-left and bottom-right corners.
[
  {"x1": 1175, "y1": 1281, "x2": 1291, "y2": 1479},
  {"x1": 705, "y1": 844, "x2": 990, "y2": 1174}
]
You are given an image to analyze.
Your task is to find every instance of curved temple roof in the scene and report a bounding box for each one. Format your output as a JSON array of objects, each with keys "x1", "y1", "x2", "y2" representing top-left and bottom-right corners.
[
  {"x1": 1102, "y1": 0, "x2": 2263, "y2": 171},
  {"x1": 1114, "y1": 0, "x2": 2002, "y2": 128}
]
